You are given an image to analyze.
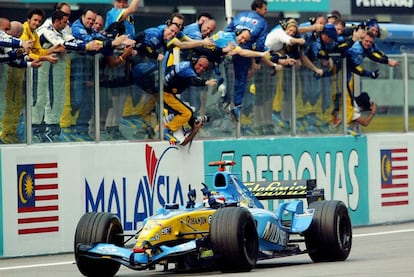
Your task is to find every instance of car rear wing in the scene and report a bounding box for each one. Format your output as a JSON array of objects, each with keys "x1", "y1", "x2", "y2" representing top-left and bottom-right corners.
[{"x1": 244, "y1": 179, "x2": 324, "y2": 203}]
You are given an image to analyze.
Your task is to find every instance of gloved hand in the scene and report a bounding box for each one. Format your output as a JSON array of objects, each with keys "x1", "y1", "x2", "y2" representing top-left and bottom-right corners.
[{"x1": 369, "y1": 69, "x2": 379, "y2": 79}]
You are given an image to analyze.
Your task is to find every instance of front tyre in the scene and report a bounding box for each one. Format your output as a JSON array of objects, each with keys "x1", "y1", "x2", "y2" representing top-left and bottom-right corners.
[
  {"x1": 74, "y1": 212, "x2": 124, "y2": 277},
  {"x1": 304, "y1": 200, "x2": 352, "y2": 262},
  {"x1": 210, "y1": 207, "x2": 258, "y2": 272}
]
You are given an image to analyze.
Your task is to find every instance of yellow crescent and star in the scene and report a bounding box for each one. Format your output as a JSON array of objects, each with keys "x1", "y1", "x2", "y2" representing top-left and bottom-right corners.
[
  {"x1": 18, "y1": 171, "x2": 34, "y2": 204},
  {"x1": 381, "y1": 153, "x2": 392, "y2": 182}
]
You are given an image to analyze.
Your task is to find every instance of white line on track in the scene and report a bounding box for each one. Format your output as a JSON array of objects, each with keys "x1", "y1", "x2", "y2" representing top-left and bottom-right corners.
[
  {"x1": 1, "y1": 228, "x2": 414, "y2": 271},
  {"x1": 353, "y1": 228, "x2": 414, "y2": 237},
  {"x1": 0, "y1": 261, "x2": 74, "y2": 271}
]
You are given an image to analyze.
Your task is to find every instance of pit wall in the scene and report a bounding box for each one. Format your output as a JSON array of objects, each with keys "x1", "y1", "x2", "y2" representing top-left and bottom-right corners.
[{"x1": 0, "y1": 133, "x2": 413, "y2": 257}]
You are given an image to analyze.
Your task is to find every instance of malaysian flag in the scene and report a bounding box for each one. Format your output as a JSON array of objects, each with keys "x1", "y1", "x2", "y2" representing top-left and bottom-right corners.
[
  {"x1": 17, "y1": 162, "x2": 59, "y2": 235},
  {"x1": 380, "y1": 148, "x2": 409, "y2": 207}
]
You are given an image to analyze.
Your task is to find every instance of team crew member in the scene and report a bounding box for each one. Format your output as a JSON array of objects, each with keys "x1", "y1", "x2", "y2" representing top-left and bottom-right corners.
[
  {"x1": 33, "y1": 10, "x2": 102, "y2": 142},
  {"x1": 0, "y1": 20, "x2": 33, "y2": 64},
  {"x1": 93, "y1": 14, "x2": 105, "y2": 33},
  {"x1": 37, "y1": 2, "x2": 74, "y2": 42},
  {"x1": 0, "y1": 32, "x2": 33, "y2": 52},
  {"x1": 303, "y1": 23, "x2": 338, "y2": 114},
  {"x1": 182, "y1": 19, "x2": 217, "y2": 53},
  {"x1": 163, "y1": 56, "x2": 217, "y2": 143},
  {"x1": 105, "y1": 0, "x2": 140, "y2": 37},
  {"x1": 345, "y1": 31, "x2": 399, "y2": 125},
  {"x1": 190, "y1": 28, "x2": 271, "y2": 82},
  {"x1": 209, "y1": 29, "x2": 269, "y2": 59},
  {"x1": 0, "y1": 20, "x2": 39, "y2": 68},
  {"x1": 224, "y1": 0, "x2": 269, "y2": 121},
  {"x1": 181, "y1": 19, "x2": 217, "y2": 114},
  {"x1": 250, "y1": 19, "x2": 303, "y2": 135},
  {"x1": 0, "y1": 20, "x2": 40, "y2": 144},
  {"x1": 124, "y1": 20, "x2": 185, "y2": 129},
  {"x1": 1, "y1": 9, "x2": 63, "y2": 144},
  {"x1": 60, "y1": 8, "x2": 130, "y2": 141},
  {"x1": 298, "y1": 15, "x2": 325, "y2": 76},
  {"x1": 124, "y1": 18, "x2": 215, "y2": 131}
]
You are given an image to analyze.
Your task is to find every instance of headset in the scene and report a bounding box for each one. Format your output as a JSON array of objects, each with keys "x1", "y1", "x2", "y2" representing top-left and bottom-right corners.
[
  {"x1": 280, "y1": 19, "x2": 288, "y2": 30},
  {"x1": 165, "y1": 12, "x2": 184, "y2": 31},
  {"x1": 308, "y1": 16, "x2": 316, "y2": 25},
  {"x1": 280, "y1": 18, "x2": 297, "y2": 31},
  {"x1": 308, "y1": 14, "x2": 324, "y2": 25}
]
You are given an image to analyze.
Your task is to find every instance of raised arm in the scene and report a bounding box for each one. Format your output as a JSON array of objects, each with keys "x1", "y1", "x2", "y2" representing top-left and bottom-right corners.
[{"x1": 120, "y1": 0, "x2": 140, "y2": 21}]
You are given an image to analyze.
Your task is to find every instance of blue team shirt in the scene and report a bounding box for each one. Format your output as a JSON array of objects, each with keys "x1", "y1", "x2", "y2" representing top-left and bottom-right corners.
[
  {"x1": 157, "y1": 24, "x2": 186, "y2": 41},
  {"x1": 105, "y1": 7, "x2": 135, "y2": 37},
  {"x1": 141, "y1": 26, "x2": 166, "y2": 54},
  {"x1": 164, "y1": 61, "x2": 205, "y2": 94},
  {"x1": 225, "y1": 10, "x2": 268, "y2": 51},
  {"x1": 211, "y1": 31, "x2": 238, "y2": 48},
  {"x1": 183, "y1": 22, "x2": 202, "y2": 40},
  {"x1": 72, "y1": 19, "x2": 103, "y2": 42},
  {"x1": 346, "y1": 41, "x2": 367, "y2": 67},
  {"x1": 307, "y1": 37, "x2": 337, "y2": 61}
]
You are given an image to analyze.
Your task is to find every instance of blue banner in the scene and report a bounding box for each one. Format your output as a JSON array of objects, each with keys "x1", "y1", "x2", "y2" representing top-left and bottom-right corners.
[
  {"x1": 203, "y1": 136, "x2": 369, "y2": 226},
  {"x1": 267, "y1": 0, "x2": 329, "y2": 12}
]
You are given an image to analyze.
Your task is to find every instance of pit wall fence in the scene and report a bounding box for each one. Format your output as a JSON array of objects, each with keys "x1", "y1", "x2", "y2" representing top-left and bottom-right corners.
[{"x1": 0, "y1": 133, "x2": 412, "y2": 257}]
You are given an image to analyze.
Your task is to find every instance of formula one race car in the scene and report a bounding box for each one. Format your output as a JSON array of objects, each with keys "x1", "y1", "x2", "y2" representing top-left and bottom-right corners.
[{"x1": 74, "y1": 160, "x2": 352, "y2": 276}]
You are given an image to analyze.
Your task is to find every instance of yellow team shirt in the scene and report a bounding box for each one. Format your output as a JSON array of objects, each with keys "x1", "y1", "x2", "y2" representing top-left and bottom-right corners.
[{"x1": 21, "y1": 21, "x2": 49, "y2": 60}]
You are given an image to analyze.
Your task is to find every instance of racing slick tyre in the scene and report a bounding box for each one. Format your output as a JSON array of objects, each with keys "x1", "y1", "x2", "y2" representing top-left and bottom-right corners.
[
  {"x1": 74, "y1": 212, "x2": 124, "y2": 277},
  {"x1": 304, "y1": 200, "x2": 352, "y2": 262},
  {"x1": 210, "y1": 207, "x2": 258, "y2": 272}
]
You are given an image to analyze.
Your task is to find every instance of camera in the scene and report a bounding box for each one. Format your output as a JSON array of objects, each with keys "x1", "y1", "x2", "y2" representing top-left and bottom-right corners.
[
  {"x1": 195, "y1": 115, "x2": 210, "y2": 124},
  {"x1": 343, "y1": 22, "x2": 367, "y2": 37}
]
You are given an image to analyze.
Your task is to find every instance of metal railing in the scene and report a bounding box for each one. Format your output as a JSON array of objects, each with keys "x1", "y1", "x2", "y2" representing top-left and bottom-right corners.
[{"x1": 0, "y1": 52, "x2": 413, "y2": 144}]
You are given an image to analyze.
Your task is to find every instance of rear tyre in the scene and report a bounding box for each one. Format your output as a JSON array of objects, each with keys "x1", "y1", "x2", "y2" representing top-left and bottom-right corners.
[
  {"x1": 74, "y1": 212, "x2": 124, "y2": 277},
  {"x1": 210, "y1": 207, "x2": 258, "y2": 272},
  {"x1": 304, "y1": 200, "x2": 352, "y2": 262}
]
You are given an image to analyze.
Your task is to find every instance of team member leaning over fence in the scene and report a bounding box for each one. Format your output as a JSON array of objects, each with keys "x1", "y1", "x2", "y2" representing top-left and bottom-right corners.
[
  {"x1": 175, "y1": 28, "x2": 270, "y2": 136},
  {"x1": 223, "y1": 0, "x2": 269, "y2": 121},
  {"x1": 105, "y1": 0, "x2": 140, "y2": 38},
  {"x1": 299, "y1": 23, "x2": 339, "y2": 131},
  {"x1": 125, "y1": 17, "x2": 216, "y2": 138},
  {"x1": 99, "y1": 43, "x2": 135, "y2": 140},
  {"x1": 345, "y1": 31, "x2": 399, "y2": 132},
  {"x1": 163, "y1": 56, "x2": 217, "y2": 144},
  {"x1": 251, "y1": 18, "x2": 303, "y2": 135},
  {"x1": 191, "y1": 29, "x2": 271, "y2": 101},
  {"x1": 180, "y1": 18, "x2": 217, "y2": 117},
  {"x1": 120, "y1": 12, "x2": 187, "y2": 137}
]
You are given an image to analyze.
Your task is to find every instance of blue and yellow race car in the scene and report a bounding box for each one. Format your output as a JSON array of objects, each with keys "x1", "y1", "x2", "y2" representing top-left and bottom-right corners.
[{"x1": 74, "y1": 160, "x2": 352, "y2": 276}]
